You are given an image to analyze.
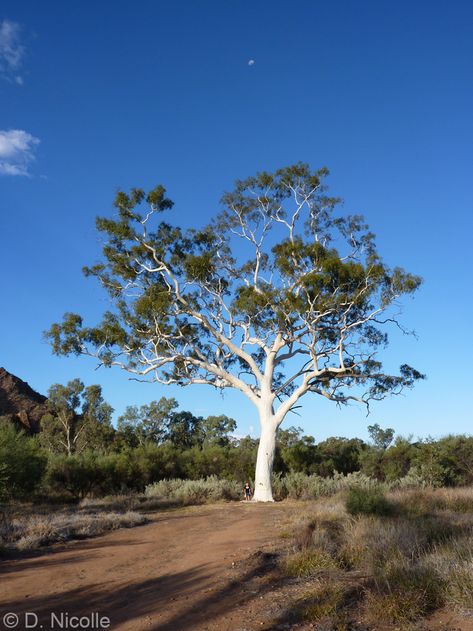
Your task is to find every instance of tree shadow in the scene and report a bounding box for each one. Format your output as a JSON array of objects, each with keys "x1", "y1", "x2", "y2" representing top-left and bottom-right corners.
[
  {"x1": 148, "y1": 551, "x2": 282, "y2": 630},
  {"x1": 0, "y1": 551, "x2": 286, "y2": 631},
  {"x1": 0, "y1": 567, "x2": 208, "y2": 629},
  {"x1": 0, "y1": 536, "x2": 147, "y2": 573}
]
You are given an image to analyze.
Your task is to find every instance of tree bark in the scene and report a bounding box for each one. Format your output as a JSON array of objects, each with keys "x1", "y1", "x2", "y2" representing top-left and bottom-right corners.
[{"x1": 253, "y1": 408, "x2": 278, "y2": 502}]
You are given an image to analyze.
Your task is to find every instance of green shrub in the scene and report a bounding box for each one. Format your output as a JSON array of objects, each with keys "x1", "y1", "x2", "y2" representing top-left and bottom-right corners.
[
  {"x1": 45, "y1": 453, "x2": 102, "y2": 498},
  {"x1": 0, "y1": 463, "x2": 8, "y2": 501},
  {"x1": 0, "y1": 420, "x2": 47, "y2": 499},
  {"x1": 271, "y1": 472, "x2": 287, "y2": 500},
  {"x1": 345, "y1": 487, "x2": 393, "y2": 516}
]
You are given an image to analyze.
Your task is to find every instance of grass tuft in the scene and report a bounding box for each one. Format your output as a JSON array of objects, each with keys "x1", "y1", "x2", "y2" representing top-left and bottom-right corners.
[
  {"x1": 283, "y1": 548, "x2": 339, "y2": 577},
  {"x1": 345, "y1": 487, "x2": 393, "y2": 517}
]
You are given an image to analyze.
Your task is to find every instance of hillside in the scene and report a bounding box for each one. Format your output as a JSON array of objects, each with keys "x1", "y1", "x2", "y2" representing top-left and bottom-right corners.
[{"x1": 0, "y1": 367, "x2": 48, "y2": 432}]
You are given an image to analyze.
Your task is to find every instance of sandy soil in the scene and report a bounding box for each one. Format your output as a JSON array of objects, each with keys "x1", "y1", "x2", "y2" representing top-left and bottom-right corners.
[
  {"x1": 2, "y1": 502, "x2": 473, "y2": 631},
  {"x1": 0, "y1": 502, "x2": 290, "y2": 631}
]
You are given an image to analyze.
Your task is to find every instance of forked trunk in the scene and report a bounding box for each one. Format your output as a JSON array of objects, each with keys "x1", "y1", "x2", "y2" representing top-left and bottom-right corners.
[{"x1": 253, "y1": 409, "x2": 278, "y2": 502}]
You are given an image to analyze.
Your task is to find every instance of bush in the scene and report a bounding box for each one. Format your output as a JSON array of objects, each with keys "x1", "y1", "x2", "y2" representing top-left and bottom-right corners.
[
  {"x1": 345, "y1": 487, "x2": 393, "y2": 517},
  {"x1": 145, "y1": 476, "x2": 240, "y2": 504},
  {"x1": 271, "y1": 472, "x2": 287, "y2": 500},
  {"x1": 0, "y1": 420, "x2": 47, "y2": 499},
  {"x1": 45, "y1": 453, "x2": 102, "y2": 498}
]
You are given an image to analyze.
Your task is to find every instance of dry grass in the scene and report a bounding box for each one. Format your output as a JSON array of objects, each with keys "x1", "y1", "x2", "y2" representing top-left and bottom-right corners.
[
  {"x1": 389, "y1": 486, "x2": 473, "y2": 515},
  {"x1": 364, "y1": 559, "x2": 444, "y2": 624},
  {"x1": 79, "y1": 494, "x2": 170, "y2": 513},
  {"x1": 277, "y1": 486, "x2": 473, "y2": 628},
  {"x1": 283, "y1": 548, "x2": 339, "y2": 577},
  {"x1": 0, "y1": 507, "x2": 148, "y2": 552},
  {"x1": 425, "y1": 535, "x2": 473, "y2": 614},
  {"x1": 144, "y1": 476, "x2": 241, "y2": 504},
  {"x1": 296, "y1": 581, "x2": 349, "y2": 628}
]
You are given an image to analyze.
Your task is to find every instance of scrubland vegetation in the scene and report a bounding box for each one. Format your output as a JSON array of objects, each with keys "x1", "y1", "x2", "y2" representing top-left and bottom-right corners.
[
  {"x1": 0, "y1": 508, "x2": 147, "y2": 552},
  {"x1": 4, "y1": 386, "x2": 473, "y2": 618},
  {"x1": 3, "y1": 405, "x2": 473, "y2": 630},
  {"x1": 277, "y1": 486, "x2": 473, "y2": 628},
  {"x1": 4, "y1": 395, "x2": 473, "y2": 505}
]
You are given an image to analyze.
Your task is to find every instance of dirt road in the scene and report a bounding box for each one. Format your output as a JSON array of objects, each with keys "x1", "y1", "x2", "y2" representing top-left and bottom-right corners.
[{"x1": 0, "y1": 503, "x2": 289, "y2": 631}]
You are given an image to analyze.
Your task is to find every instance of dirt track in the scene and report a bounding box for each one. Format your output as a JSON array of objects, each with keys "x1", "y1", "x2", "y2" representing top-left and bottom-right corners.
[{"x1": 0, "y1": 503, "x2": 289, "y2": 631}]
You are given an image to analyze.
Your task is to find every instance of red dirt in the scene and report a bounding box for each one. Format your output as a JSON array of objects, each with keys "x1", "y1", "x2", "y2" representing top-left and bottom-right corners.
[
  {"x1": 2, "y1": 502, "x2": 473, "y2": 631},
  {"x1": 0, "y1": 503, "x2": 290, "y2": 631}
]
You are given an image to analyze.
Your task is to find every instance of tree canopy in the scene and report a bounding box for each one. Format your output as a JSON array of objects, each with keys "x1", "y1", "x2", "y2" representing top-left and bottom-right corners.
[
  {"x1": 47, "y1": 163, "x2": 424, "y2": 500},
  {"x1": 48, "y1": 164, "x2": 423, "y2": 409}
]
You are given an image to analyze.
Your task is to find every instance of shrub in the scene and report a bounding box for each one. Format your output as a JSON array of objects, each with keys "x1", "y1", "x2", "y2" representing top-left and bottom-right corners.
[
  {"x1": 345, "y1": 487, "x2": 393, "y2": 517},
  {"x1": 0, "y1": 420, "x2": 47, "y2": 499},
  {"x1": 271, "y1": 472, "x2": 287, "y2": 500},
  {"x1": 45, "y1": 453, "x2": 101, "y2": 498},
  {"x1": 145, "y1": 476, "x2": 240, "y2": 504}
]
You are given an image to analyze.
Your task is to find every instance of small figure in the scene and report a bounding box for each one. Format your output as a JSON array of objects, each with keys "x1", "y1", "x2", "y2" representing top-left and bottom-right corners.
[{"x1": 244, "y1": 481, "x2": 251, "y2": 501}]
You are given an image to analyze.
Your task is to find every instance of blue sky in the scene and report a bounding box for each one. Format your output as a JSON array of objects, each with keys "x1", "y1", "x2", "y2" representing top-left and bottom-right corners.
[{"x1": 0, "y1": 1, "x2": 472, "y2": 442}]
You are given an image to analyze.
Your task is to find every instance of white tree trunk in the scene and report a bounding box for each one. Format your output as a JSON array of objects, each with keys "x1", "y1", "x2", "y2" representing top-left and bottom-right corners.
[{"x1": 252, "y1": 407, "x2": 279, "y2": 502}]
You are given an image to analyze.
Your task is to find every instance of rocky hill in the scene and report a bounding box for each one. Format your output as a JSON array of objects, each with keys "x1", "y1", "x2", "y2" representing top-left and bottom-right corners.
[{"x1": 0, "y1": 367, "x2": 48, "y2": 432}]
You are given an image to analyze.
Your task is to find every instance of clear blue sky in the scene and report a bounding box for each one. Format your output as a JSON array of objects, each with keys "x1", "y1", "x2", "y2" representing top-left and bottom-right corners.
[{"x1": 1, "y1": 1, "x2": 472, "y2": 442}]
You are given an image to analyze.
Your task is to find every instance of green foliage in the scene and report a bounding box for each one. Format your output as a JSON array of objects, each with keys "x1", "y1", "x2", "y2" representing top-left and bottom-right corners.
[
  {"x1": 0, "y1": 420, "x2": 47, "y2": 499},
  {"x1": 116, "y1": 400, "x2": 236, "y2": 451},
  {"x1": 315, "y1": 437, "x2": 365, "y2": 476},
  {"x1": 0, "y1": 462, "x2": 8, "y2": 501},
  {"x1": 116, "y1": 397, "x2": 178, "y2": 446},
  {"x1": 46, "y1": 164, "x2": 424, "y2": 431},
  {"x1": 367, "y1": 423, "x2": 395, "y2": 450},
  {"x1": 413, "y1": 435, "x2": 473, "y2": 486},
  {"x1": 40, "y1": 380, "x2": 114, "y2": 455},
  {"x1": 345, "y1": 487, "x2": 393, "y2": 516},
  {"x1": 45, "y1": 453, "x2": 101, "y2": 498},
  {"x1": 199, "y1": 415, "x2": 237, "y2": 446},
  {"x1": 283, "y1": 548, "x2": 338, "y2": 577}
]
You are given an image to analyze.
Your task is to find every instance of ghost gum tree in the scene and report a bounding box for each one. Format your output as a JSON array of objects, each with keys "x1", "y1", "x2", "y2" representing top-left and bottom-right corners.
[{"x1": 47, "y1": 164, "x2": 423, "y2": 501}]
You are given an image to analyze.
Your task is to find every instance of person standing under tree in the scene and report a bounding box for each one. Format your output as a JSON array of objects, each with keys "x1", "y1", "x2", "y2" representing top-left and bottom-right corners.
[{"x1": 244, "y1": 481, "x2": 251, "y2": 501}]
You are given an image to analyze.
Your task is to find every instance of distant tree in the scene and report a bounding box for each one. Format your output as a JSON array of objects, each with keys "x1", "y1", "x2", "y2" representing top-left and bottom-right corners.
[
  {"x1": 315, "y1": 436, "x2": 366, "y2": 476},
  {"x1": 199, "y1": 414, "x2": 237, "y2": 446},
  {"x1": 40, "y1": 380, "x2": 114, "y2": 455},
  {"x1": 278, "y1": 426, "x2": 305, "y2": 449},
  {"x1": 380, "y1": 436, "x2": 417, "y2": 481},
  {"x1": 413, "y1": 435, "x2": 473, "y2": 487},
  {"x1": 367, "y1": 423, "x2": 395, "y2": 450},
  {"x1": 280, "y1": 434, "x2": 319, "y2": 474},
  {"x1": 165, "y1": 410, "x2": 202, "y2": 449},
  {"x1": 117, "y1": 397, "x2": 178, "y2": 446},
  {"x1": 47, "y1": 164, "x2": 423, "y2": 500}
]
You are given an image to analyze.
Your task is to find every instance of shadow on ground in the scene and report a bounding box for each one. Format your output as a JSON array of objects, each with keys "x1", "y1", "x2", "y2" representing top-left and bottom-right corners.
[{"x1": 0, "y1": 551, "x2": 287, "y2": 631}]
